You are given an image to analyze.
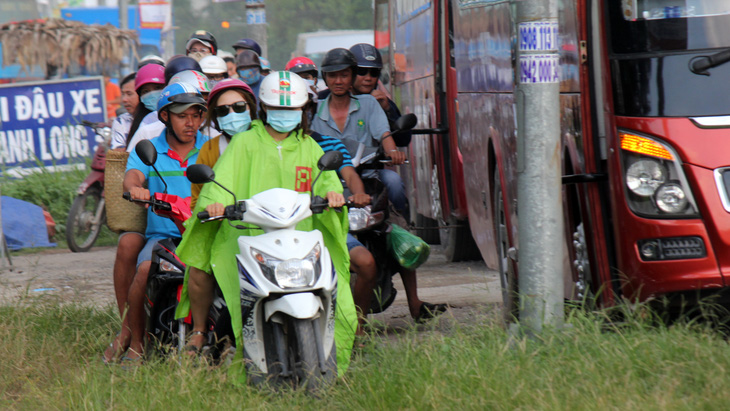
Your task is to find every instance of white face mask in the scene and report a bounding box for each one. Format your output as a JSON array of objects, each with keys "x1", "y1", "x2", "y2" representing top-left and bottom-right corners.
[{"x1": 188, "y1": 51, "x2": 211, "y2": 62}]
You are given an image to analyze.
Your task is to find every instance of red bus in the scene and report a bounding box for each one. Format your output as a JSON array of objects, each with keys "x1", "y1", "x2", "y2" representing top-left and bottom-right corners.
[{"x1": 375, "y1": 0, "x2": 730, "y2": 309}]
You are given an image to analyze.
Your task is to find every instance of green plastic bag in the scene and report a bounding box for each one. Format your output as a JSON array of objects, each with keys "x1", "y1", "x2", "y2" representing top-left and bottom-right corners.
[{"x1": 387, "y1": 225, "x2": 430, "y2": 270}]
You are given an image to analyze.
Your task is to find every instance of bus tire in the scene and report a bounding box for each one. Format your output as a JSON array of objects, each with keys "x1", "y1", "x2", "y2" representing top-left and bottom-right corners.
[
  {"x1": 494, "y1": 171, "x2": 518, "y2": 323},
  {"x1": 439, "y1": 215, "x2": 480, "y2": 262},
  {"x1": 412, "y1": 213, "x2": 440, "y2": 245}
]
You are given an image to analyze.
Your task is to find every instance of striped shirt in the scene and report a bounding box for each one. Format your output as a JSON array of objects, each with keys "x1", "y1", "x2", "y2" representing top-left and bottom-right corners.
[{"x1": 310, "y1": 131, "x2": 353, "y2": 172}]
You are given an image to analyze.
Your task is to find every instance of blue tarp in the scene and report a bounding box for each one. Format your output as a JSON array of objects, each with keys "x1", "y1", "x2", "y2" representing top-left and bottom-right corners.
[{"x1": 1, "y1": 196, "x2": 56, "y2": 250}]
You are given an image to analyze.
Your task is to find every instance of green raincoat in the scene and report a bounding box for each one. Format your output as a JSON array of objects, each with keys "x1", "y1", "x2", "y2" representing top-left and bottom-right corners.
[{"x1": 174, "y1": 120, "x2": 357, "y2": 380}]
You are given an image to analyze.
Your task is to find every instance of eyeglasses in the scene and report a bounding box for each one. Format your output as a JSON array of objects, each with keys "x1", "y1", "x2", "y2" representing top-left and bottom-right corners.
[
  {"x1": 213, "y1": 101, "x2": 247, "y2": 117},
  {"x1": 356, "y1": 67, "x2": 381, "y2": 78}
]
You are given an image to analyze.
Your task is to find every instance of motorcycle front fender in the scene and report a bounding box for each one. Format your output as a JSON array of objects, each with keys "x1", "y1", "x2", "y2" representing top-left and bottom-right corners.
[{"x1": 264, "y1": 293, "x2": 323, "y2": 322}]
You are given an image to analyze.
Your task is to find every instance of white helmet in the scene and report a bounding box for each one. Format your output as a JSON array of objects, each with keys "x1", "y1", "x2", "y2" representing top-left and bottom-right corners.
[
  {"x1": 199, "y1": 55, "x2": 227, "y2": 76},
  {"x1": 259, "y1": 71, "x2": 308, "y2": 108},
  {"x1": 168, "y1": 70, "x2": 212, "y2": 94}
]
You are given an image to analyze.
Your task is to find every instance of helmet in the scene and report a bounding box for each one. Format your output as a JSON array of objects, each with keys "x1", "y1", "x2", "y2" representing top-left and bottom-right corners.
[
  {"x1": 157, "y1": 82, "x2": 207, "y2": 121},
  {"x1": 164, "y1": 56, "x2": 202, "y2": 83},
  {"x1": 207, "y1": 78, "x2": 254, "y2": 105},
  {"x1": 199, "y1": 55, "x2": 227, "y2": 75},
  {"x1": 186, "y1": 30, "x2": 218, "y2": 55},
  {"x1": 137, "y1": 54, "x2": 165, "y2": 69},
  {"x1": 320, "y1": 48, "x2": 357, "y2": 76},
  {"x1": 232, "y1": 38, "x2": 261, "y2": 56},
  {"x1": 236, "y1": 49, "x2": 261, "y2": 69},
  {"x1": 285, "y1": 56, "x2": 317, "y2": 75},
  {"x1": 135, "y1": 63, "x2": 165, "y2": 93},
  {"x1": 350, "y1": 43, "x2": 383, "y2": 69},
  {"x1": 168, "y1": 70, "x2": 211, "y2": 94},
  {"x1": 260, "y1": 57, "x2": 271, "y2": 71},
  {"x1": 259, "y1": 71, "x2": 308, "y2": 108}
]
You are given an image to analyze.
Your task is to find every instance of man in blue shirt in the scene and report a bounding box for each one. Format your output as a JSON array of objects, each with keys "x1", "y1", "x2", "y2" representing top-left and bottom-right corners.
[{"x1": 110, "y1": 82, "x2": 208, "y2": 363}]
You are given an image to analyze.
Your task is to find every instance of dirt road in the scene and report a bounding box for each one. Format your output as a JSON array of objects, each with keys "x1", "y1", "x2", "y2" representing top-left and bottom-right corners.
[{"x1": 0, "y1": 245, "x2": 501, "y2": 326}]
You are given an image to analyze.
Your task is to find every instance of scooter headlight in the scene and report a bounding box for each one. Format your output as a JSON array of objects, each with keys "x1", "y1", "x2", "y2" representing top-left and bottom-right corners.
[
  {"x1": 251, "y1": 243, "x2": 322, "y2": 289},
  {"x1": 276, "y1": 259, "x2": 315, "y2": 288},
  {"x1": 348, "y1": 205, "x2": 385, "y2": 232},
  {"x1": 159, "y1": 258, "x2": 183, "y2": 273}
]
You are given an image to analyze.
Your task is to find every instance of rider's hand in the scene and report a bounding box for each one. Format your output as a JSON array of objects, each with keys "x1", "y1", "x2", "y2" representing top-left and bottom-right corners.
[
  {"x1": 326, "y1": 191, "x2": 345, "y2": 208},
  {"x1": 371, "y1": 89, "x2": 390, "y2": 111},
  {"x1": 205, "y1": 202, "x2": 225, "y2": 218},
  {"x1": 387, "y1": 149, "x2": 407, "y2": 165},
  {"x1": 130, "y1": 187, "x2": 151, "y2": 208},
  {"x1": 348, "y1": 193, "x2": 371, "y2": 208}
]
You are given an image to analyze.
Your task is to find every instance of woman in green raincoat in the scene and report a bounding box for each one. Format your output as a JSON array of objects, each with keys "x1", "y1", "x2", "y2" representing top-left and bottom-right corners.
[{"x1": 174, "y1": 72, "x2": 356, "y2": 381}]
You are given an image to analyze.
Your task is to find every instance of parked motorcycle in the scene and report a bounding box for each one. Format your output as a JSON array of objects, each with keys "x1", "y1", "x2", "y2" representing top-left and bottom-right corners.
[
  {"x1": 186, "y1": 150, "x2": 344, "y2": 391},
  {"x1": 344, "y1": 113, "x2": 418, "y2": 314},
  {"x1": 66, "y1": 120, "x2": 111, "y2": 252},
  {"x1": 122, "y1": 140, "x2": 232, "y2": 359}
]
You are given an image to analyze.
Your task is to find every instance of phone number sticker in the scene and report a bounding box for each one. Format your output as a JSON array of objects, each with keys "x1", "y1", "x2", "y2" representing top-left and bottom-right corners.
[
  {"x1": 519, "y1": 21, "x2": 558, "y2": 51},
  {"x1": 520, "y1": 54, "x2": 560, "y2": 84}
]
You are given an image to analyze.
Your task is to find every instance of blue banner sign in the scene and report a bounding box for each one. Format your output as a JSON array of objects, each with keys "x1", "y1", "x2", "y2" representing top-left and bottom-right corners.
[{"x1": 0, "y1": 77, "x2": 106, "y2": 177}]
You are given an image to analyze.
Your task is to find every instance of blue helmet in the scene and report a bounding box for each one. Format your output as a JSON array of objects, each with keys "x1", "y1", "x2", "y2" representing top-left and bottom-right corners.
[
  {"x1": 350, "y1": 43, "x2": 383, "y2": 69},
  {"x1": 156, "y1": 82, "x2": 207, "y2": 121}
]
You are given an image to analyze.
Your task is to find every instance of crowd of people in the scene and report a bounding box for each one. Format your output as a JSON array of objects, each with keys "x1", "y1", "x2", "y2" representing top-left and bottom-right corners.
[{"x1": 101, "y1": 30, "x2": 447, "y2": 369}]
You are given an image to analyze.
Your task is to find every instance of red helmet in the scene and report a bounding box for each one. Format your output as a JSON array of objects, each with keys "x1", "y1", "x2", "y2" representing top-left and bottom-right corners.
[
  {"x1": 134, "y1": 63, "x2": 165, "y2": 93},
  {"x1": 207, "y1": 78, "x2": 255, "y2": 105},
  {"x1": 285, "y1": 57, "x2": 317, "y2": 75}
]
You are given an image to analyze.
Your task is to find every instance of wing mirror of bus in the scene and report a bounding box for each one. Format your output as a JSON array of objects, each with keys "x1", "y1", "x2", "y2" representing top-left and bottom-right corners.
[
  {"x1": 394, "y1": 113, "x2": 417, "y2": 132},
  {"x1": 135, "y1": 140, "x2": 158, "y2": 166},
  {"x1": 187, "y1": 164, "x2": 216, "y2": 184}
]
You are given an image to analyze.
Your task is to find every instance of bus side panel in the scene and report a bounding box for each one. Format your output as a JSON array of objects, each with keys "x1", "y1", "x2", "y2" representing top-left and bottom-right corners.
[{"x1": 392, "y1": 0, "x2": 440, "y2": 221}]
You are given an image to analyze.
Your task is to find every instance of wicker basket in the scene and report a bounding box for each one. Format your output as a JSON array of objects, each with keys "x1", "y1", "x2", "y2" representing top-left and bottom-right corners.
[{"x1": 105, "y1": 150, "x2": 147, "y2": 234}]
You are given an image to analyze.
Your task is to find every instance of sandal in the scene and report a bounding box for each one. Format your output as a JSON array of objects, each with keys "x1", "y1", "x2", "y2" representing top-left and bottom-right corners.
[
  {"x1": 183, "y1": 331, "x2": 207, "y2": 356},
  {"x1": 120, "y1": 350, "x2": 144, "y2": 370},
  {"x1": 415, "y1": 302, "x2": 448, "y2": 324},
  {"x1": 102, "y1": 333, "x2": 126, "y2": 365}
]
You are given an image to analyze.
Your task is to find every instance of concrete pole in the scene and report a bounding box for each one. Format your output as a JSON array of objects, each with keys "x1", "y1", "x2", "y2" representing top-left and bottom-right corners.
[
  {"x1": 515, "y1": 0, "x2": 564, "y2": 334},
  {"x1": 246, "y1": 3, "x2": 268, "y2": 57}
]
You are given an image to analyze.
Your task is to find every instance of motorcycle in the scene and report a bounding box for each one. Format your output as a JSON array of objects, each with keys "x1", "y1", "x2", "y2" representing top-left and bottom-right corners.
[
  {"x1": 186, "y1": 149, "x2": 344, "y2": 391},
  {"x1": 344, "y1": 113, "x2": 418, "y2": 314},
  {"x1": 66, "y1": 120, "x2": 111, "y2": 252},
  {"x1": 123, "y1": 140, "x2": 232, "y2": 359}
]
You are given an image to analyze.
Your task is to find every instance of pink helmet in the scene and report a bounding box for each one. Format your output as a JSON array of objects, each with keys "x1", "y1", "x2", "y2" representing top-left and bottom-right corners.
[
  {"x1": 135, "y1": 63, "x2": 165, "y2": 93},
  {"x1": 207, "y1": 78, "x2": 254, "y2": 105}
]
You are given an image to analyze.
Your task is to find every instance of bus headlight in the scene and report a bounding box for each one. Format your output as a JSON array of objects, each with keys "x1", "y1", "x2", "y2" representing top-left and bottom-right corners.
[
  {"x1": 626, "y1": 159, "x2": 667, "y2": 197},
  {"x1": 655, "y1": 182, "x2": 688, "y2": 214},
  {"x1": 619, "y1": 130, "x2": 698, "y2": 218}
]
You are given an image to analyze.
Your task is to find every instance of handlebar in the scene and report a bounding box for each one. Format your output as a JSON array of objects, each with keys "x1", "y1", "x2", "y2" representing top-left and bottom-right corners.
[{"x1": 122, "y1": 192, "x2": 171, "y2": 211}]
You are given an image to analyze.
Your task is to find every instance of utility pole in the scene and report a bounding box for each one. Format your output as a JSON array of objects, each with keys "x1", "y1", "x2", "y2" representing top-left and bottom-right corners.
[
  {"x1": 245, "y1": 0, "x2": 268, "y2": 57},
  {"x1": 514, "y1": 0, "x2": 564, "y2": 335}
]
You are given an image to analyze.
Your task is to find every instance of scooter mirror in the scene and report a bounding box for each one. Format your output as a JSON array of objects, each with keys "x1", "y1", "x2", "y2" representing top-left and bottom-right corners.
[
  {"x1": 135, "y1": 140, "x2": 158, "y2": 166},
  {"x1": 187, "y1": 164, "x2": 216, "y2": 184},
  {"x1": 317, "y1": 150, "x2": 344, "y2": 171},
  {"x1": 394, "y1": 113, "x2": 417, "y2": 132}
]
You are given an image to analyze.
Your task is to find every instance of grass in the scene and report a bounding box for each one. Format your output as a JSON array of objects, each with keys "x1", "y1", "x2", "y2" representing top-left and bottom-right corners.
[
  {"x1": 2, "y1": 297, "x2": 730, "y2": 409},
  {"x1": 1, "y1": 163, "x2": 118, "y2": 250}
]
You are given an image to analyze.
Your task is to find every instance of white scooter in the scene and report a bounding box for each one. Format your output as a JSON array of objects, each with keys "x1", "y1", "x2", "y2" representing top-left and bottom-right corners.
[{"x1": 186, "y1": 151, "x2": 344, "y2": 391}]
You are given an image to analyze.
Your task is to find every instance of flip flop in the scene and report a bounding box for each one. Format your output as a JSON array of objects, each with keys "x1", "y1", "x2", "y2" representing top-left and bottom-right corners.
[{"x1": 415, "y1": 302, "x2": 448, "y2": 324}]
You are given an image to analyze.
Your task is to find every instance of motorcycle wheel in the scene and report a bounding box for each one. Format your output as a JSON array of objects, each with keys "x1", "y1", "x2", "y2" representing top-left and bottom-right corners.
[
  {"x1": 293, "y1": 318, "x2": 335, "y2": 392},
  {"x1": 66, "y1": 186, "x2": 105, "y2": 252}
]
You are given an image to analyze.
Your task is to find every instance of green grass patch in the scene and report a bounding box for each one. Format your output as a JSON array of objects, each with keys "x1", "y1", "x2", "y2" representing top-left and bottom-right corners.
[
  {"x1": 2, "y1": 298, "x2": 730, "y2": 409},
  {"x1": 1, "y1": 165, "x2": 117, "y2": 251}
]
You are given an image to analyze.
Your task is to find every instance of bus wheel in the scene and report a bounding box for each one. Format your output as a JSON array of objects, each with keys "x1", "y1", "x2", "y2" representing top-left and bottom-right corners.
[
  {"x1": 572, "y1": 222, "x2": 594, "y2": 306},
  {"x1": 494, "y1": 172, "x2": 517, "y2": 323},
  {"x1": 439, "y1": 215, "x2": 480, "y2": 262}
]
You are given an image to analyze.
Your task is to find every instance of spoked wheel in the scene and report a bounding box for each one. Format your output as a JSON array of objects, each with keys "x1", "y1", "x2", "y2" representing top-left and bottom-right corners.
[
  {"x1": 494, "y1": 172, "x2": 517, "y2": 324},
  {"x1": 66, "y1": 186, "x2": 105, "y2": 252}
]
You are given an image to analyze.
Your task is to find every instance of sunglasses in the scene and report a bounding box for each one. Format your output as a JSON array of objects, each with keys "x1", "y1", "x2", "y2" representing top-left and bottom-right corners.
[
  {"x1": 213, "y1": 101, "x2": 247, "y2": 117},
  {"x1": 356, "y1": 67, "x2": 381, "y2": 78}
]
